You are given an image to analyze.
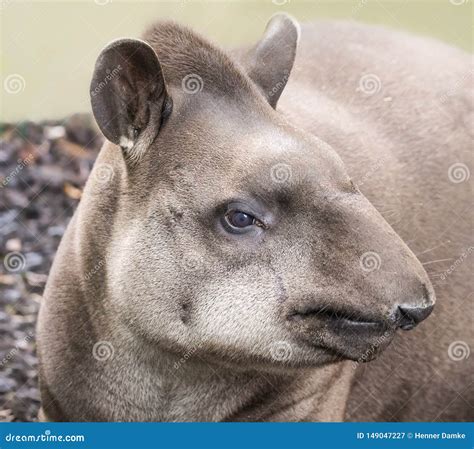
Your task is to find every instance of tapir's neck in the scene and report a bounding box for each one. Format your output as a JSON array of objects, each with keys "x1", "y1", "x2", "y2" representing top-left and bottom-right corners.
[{"x1": 100, "y1": 329, "x2": 354, "y2": 422}]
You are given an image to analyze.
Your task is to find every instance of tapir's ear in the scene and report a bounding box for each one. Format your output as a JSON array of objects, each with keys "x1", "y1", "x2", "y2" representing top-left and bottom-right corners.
[
  {"x1": 243, "y1": 13, "x2": 299, "y2": 108},
  {"x1": 90, "y1": 38, "x2": 170, "y2": 161}
]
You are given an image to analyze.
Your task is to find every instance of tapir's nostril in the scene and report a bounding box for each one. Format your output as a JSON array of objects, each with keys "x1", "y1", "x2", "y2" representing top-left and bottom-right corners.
[{"x1": 397, "y1": 304, "x2": 434, "y2": 330}]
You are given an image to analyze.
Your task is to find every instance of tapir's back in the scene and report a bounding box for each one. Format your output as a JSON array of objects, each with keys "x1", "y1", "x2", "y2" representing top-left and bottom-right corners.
[{"x1": 278, "y1": 21, "x2": 473, "y2": 420}]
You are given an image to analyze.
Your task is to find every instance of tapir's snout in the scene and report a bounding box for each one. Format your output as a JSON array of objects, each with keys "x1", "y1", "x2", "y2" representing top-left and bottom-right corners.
[
  {"x1": 395, "y1": 301, "x2": 434, "y2": 330},
  {"x1": 285, "y1": 263, "x2": 436, "y2": 360},
  {"x1": 284, "y1": 192, "x2": 437, "y2": 361},
  {"x1": 289, "y1": 296, "x2": 435, "y2": 334},
  {"x1": 287, "y1": 285, "x2": 435, "y2": 361}
]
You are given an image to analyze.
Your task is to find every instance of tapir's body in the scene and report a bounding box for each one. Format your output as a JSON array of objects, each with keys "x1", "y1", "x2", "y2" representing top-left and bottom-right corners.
[{"x1": 37, "y1": 19, "x2": 473, "y2": 421}]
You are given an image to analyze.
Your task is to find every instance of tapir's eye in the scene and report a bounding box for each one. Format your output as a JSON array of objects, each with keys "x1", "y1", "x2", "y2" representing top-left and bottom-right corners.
[
  {"x1": 222, "y1": 209, "x2": 265, "y2": 234},
  {"x1": 227, "y1": 210, "x2": 254, "y2": 227}
]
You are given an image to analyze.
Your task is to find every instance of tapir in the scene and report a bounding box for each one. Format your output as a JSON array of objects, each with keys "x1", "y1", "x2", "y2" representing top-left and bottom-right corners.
[{"x1": 37, "y1": 14, "x2": 473, "y2": 421}]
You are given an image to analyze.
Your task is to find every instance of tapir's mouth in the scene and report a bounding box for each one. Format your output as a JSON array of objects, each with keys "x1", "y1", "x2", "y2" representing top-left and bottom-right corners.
[
  {"x1": 289, "y1": 305, "x2": 386, "y2": 326},
  {"x1": 288, "y1": 305, "x2": 392, "y2": 330},
  {"x1": 287, "y1": 306, "x2": 395, "y2": 361}
]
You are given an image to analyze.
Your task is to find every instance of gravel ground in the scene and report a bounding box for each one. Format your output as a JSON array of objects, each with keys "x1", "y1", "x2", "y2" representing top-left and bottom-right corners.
[{"x1": 0, "y1": 115, "x2": 102, "y2": 421}]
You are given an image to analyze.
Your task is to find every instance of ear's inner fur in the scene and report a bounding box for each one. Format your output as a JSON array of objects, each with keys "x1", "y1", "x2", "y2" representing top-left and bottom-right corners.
[{"x1": 90, "y1": 38, "x2": 170, "y2": 161}]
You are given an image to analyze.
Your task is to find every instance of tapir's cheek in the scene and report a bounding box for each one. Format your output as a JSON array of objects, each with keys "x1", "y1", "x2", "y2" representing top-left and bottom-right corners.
[{"x1": 190, "y1": 270, "x2": 283, "y2": 343}]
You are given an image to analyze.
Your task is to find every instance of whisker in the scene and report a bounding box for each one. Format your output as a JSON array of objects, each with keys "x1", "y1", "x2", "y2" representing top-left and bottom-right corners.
[
  {"x1": 416, "y1": 241, "x2": 451, "y2": 257},
  {"x1": 422, "y1": 258, "x2": 454, "y2": 266}
]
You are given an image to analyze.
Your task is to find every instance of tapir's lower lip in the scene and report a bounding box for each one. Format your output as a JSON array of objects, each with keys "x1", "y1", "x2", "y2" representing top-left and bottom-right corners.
[
  {"x1": 308, "y1": 338, "x2": 393, "y2": 362},
  {"x1": 305, "y1": 327, "x2": 394, "y2": 362},
  {"x1": 288, "y1": 307, "x2": 395, "y2": 361}
]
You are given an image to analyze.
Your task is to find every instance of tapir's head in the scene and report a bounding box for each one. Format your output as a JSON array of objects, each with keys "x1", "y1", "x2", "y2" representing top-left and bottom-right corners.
[{"x1": 89, "y1": 14, "x2": 435, "y2": 369}]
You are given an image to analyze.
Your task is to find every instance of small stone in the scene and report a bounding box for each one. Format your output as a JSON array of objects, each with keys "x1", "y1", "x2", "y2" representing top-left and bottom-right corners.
[
  {"x1": 25, "y1": 271, "x2": 48, "y2": 287},
  {"x1": 0, "y1": 377, "x2": 17, "y2": 393},
  {"x1": 47, "y1": 225, "x2": 65, "y2": 237},
  {"x1": 25, "y1": 252, "x2": 43, "y2": 270},
  {"x1": 0, "y1": 274, "x2": 16, "y2": 286},
  {"x1": 3, "y1": 289, "x2": 21, "y2": 303},
  {"x1": 6, "y1": 238, "x2": 22, "y2": 252},
  {"x1": 44, "y1": 125, "x2": 65, "y2": 140}
]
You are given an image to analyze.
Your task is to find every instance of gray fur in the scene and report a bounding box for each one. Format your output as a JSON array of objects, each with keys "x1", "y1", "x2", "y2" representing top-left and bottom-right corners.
[{"x1": 37, "y1": 15, "x2": 472, "y2": 421}]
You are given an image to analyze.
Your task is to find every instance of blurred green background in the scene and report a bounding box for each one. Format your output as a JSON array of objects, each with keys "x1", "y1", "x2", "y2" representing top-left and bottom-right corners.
[{"x1": 1, "y1": 0, "x2": 472, "y2": 122}]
